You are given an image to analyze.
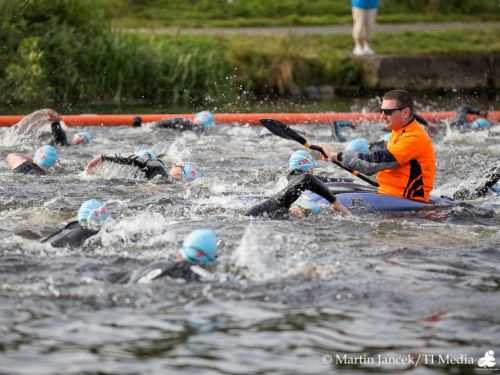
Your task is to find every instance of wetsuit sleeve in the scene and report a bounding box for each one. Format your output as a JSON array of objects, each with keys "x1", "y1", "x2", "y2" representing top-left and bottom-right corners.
[
  {"x1": 339, "y1": 147, "x2": 399, "y2": 176},
  {"x1": 246, "y1": 174, "x2": 337, "y2": 217},
  {"x1": 51, "y1": 121, "x2": 69, "y2": 146},
  {"x1": 101, "y1": 154, "x2": 147, "y2": 169},
  {"x1": 155, "y1": 118, "x2": 197, "y2": 131},
  {"x1": 453, "y1": 164, "x2": 500, "y2": 200},
  {"x1": 120, "y1": 260, "x2": 200, "y2": 283},
  {"x1": 42, "y1": 221, "x2": 98, "y2": 248}
]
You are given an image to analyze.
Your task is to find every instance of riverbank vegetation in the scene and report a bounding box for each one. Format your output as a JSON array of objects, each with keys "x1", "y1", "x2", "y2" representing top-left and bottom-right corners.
[
  {"x1": 0, "y1": 1, "x2": 498, "y2": 110},
  {"x1": 111, "y1": 0, "x2": 500, "y2": 28}
]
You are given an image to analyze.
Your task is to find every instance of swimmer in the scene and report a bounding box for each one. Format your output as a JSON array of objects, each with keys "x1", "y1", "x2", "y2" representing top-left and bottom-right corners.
[
  {"x1": 6, "y1": 145, "x2": 58, "y2": 175},
  {"x1": 51, "y1": 120, "x2": 92, "y2": 146},
  {"x1": 450, "y1": 105, "x2": 491, "y2": 131},
  {"x1": 42, "y1": 199, "x2": 110, "y2": 248},
  {"x1": 132, "y1": 111, "x2": 215, "y2": 132},
  {"x1": 246, "y1": 150, "x2": 349, "y2": 217},
  {"x1": 110, "y1": 229, "x2": 218, "y2": 283},
  {"x1": 84, "y1": 149, "x2": 199, "y2": 182}
]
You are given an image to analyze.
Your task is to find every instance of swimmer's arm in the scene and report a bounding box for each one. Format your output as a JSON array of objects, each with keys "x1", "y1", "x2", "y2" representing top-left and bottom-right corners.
[{"x1": 101, "y1": 154, "x2": 147, "y2": 168}]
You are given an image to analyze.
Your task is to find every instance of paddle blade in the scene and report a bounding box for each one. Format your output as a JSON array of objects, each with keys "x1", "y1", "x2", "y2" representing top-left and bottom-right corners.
[{"x1": 260, "y1": 119, "x2": 307, "y2": 145}]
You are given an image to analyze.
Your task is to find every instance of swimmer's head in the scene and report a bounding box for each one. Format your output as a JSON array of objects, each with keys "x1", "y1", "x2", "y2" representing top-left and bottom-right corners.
[
  {"x1": 290, "y1": 196, "x2": 322, "y2": 218},
  {"x1": 179, "y1": 229, "x2": 218, "y2": 266},
  {"x1": 77, "y1": 199, "x2": 110, "y2": 229},
  {"x1": 345, "y1": 138, "x2": 369, "y2": 154},
  {"x1": 193, "y1": 111, "x2": 215, "y2": 130},
  {"x1": 132, "y1": 116, "x2": 142, "y2": 127},
  {"x1": 470, "y1": 118, "x2": 491, "y2": 130},
  {"x1": 135, "y1": 149, "x2": 156, "y2": 162},
  {"x1": 288, "y1": 150, "x2": 318, "y2": 173},
  {"x1": 72, "y1": 131, "x2": 92, "y2": 145},
  {"x1": 169, "y1": 162, "x2": 199, "y2": 181},
  {"x1": 33, "y1": 145, "x2": 58, "y2": 169}
]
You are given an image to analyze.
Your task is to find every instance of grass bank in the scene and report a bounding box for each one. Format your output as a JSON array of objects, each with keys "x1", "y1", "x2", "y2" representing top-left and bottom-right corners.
[{"x1": 110, "y1": 0, "x2": 500, "y2": 28}]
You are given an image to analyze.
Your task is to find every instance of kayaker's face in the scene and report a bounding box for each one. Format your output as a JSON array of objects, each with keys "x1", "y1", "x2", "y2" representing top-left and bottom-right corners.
[{"x1": 380, "y1": 99, "x2": 411, "y2": 131}]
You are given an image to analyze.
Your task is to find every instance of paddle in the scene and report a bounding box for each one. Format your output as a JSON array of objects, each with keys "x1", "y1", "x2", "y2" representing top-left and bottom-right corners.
[{"x1": 260, "y1": 118, "x2": 379, "y2": 187}]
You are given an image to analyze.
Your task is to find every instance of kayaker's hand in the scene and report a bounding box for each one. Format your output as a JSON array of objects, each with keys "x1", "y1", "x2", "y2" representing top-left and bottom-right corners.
[
  {"x1": 331, "y1": 199, "x2": 350, "y2": 215},
  {"x1": 319, "y1": 144, "x2": 337, "y2": 161},
  {"x1": 85, "y1": 154, "x2": 103, "y2": 174}
]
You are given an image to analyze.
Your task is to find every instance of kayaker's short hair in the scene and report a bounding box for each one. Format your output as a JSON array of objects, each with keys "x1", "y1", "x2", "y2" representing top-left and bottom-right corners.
[{"x1": 383, "y1": 89, "x2": 414, "y2": 113}]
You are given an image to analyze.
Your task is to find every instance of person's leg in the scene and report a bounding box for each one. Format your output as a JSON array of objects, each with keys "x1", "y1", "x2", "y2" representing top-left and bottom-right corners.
[
  {"x1": 363, "y1": 8, "x2": 377, "y2": 54},
  {"x1": 351, "y1": 7, "x2": 365, "y2": 55}
]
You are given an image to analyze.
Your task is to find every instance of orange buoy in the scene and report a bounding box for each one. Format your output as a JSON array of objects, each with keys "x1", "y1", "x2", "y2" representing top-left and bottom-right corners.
[{"x1": 0, "y1": 112, "x2": 498, "y2": 127}]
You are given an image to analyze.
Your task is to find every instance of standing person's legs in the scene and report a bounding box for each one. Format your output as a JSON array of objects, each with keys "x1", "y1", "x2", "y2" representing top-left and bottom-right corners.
[
  {"x1": 363, "y1": 8, "x2": 377, "y2": 54},
  {"x1": 352, "y1": 7, "x2": 366, "y2": 55}
]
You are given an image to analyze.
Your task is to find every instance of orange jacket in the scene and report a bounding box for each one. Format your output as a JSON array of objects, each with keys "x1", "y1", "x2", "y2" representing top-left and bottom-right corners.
[{"x1": 377, "y1": 120, "x2": 436, "y2": 201}]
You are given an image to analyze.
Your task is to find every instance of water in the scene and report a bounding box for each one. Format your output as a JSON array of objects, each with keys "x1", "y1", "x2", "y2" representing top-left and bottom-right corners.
[{"x1": 0, "y1": 108, "x2": 500, "y2": 375}]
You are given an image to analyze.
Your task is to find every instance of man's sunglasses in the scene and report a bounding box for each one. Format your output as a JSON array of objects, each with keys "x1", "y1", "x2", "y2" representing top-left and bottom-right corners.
[{"x1": 380, "y1": 106, "x2": 407, "y2": 115}]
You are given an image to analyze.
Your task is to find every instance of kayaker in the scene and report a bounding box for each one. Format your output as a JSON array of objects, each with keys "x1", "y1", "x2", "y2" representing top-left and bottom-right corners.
[
  {"x1": 131, "y1": 111, "x2": 215, "y2": 132},
  {"x1": 6, "y1": 145, "x2": 58, "y2": 175},
  {"x1": 246, "y1": 150, "x2": 349, "y2": 217},
  {"x1": 42, "y1": 199, "x2": 110, "y2": 248},
  {"x1": 450, "y1": 105, "x2": 491, "y2": 131},
  {"x1": 84, "y1": 149, "x2": 199, "y2": 182},
  {"x1": 109, "y1": 229, "x2": 218, "y2": 283},
  {"x1": 346, "y1": 136, "x2": 500, "y2": 200},
  {"x1": 324, "y1": 89, "x2": 436, "y2": 202}
]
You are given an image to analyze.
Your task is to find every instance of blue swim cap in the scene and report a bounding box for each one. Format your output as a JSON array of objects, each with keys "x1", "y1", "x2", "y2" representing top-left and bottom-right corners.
[
  {"x1": 180, "y1": 229, "x2": 218, "y2": 265},
  {"x1": 181, "y1": 163, "x2": 199, "y2": 181},
  {"x1": 194, "y1": 111, "x2": 215, "y2": 129},
  {"x1": 471, "y1": 118, "x2": 491, "y2": 130},
  {"x1": 33, "y1": 145, "x2": 58, "y2": 169},
  {"x1": 73, "y1": 131, "x2": 92, "y2": 144},
  {"x1": 288, "y1": 150, "x2": 318, "y2": 172},
  {"x1": 135, "y1": 149, "x2": 156, "y2": 161},
  {"x1": 292, "y1": 194, "x2": 322, "y2": 215},
  {"x1": 345, "y1": 138, "x2": 369, "y2": 154},
  {"x1": 491, "y1": 182, "x2": 500, "y2": 194},
  {"x1": 77, "y1": 199, "x2": 110, "y2": 228}
]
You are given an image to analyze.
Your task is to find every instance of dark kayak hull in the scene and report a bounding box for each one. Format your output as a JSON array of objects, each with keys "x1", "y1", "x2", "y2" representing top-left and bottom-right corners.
[
  {"x1": 336, "y1": 192, "x2": 454, "y2": 212},
  {"x1": 327, "y1": 182, "x2": 455, "y2": 212}
]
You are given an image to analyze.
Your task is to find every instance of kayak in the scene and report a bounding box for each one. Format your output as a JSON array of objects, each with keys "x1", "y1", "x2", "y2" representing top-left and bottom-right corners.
[{"x1": 326, "y1": 182, "x2": 455, "y2": 212}]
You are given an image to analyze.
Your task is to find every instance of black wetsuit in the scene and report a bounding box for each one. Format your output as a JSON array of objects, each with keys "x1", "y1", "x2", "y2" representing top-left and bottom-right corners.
[
  {"x1": 450, "y1": 105, "x2": 481, "y2": 130},
  {"x1": 42, "y1": 221, "x2": 98, "y2": 248},
  {"x1": 51, "y1": 121, "x2": 69, "y2": 146},
  {"x1": 101, "y1": 154, "x2": 171, "y2": 180},
  {"x1": 111, "y1": 260, "x2": 202, "y2": 283},
  {"x1": 246, "y1": 172, "x2": 339, "y2": 217},
  {"x1": 13, "y1": 160, "x2": 46, "y2": 175},
  {"x1": 452, "y1": 163, "x2": 500, "y2": 200},
  {"x1": 154, "y1": 118, "x2": 202, "y2": 132}
]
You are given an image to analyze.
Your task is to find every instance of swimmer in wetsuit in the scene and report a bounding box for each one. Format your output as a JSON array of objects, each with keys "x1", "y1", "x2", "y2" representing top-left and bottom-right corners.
[
  {"x1": 109, "y1": 229, "x2": 219, "y2": 283},
  {"x1": 50, "y1": 120, "x2": 92, "y2": 146},
  {"x1": 42, "y1": 199, "x2": 110, "y2": 248},
  {"x1": 84, "y1": 149, "x2": 199, "y2": 182},
  {"x1": 132, "y1": 111, "x2": 215, "y2": 132},
  {"x1": 6, "y1": 145, "x2": 58, "y2": 175},
  {"x1": 246, "y1": 150, "x2": 349, "y2": 217},
  {"x1": 450, "y1": 105, "x2": 491, "y2": 132}
]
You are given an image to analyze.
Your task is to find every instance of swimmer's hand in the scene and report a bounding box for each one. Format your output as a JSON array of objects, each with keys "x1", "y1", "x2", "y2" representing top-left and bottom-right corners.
[
  {"x1": 85, "y1": 154, "x2": 103, "y2": 174},
  {"x1": 331, "y1": 199, "x2": 350, "y2": 215}
]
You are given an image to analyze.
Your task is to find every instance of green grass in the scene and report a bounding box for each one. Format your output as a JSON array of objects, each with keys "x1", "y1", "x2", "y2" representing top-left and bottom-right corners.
[{"x1": 110, "y1": 0, "x2": 500, "y2": 28}]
